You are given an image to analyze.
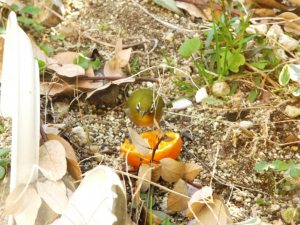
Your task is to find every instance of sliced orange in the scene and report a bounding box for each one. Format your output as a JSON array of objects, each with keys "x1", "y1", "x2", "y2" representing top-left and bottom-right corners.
[{"x1": 121, "y1": 130, "x2": 182, "y2": 167}]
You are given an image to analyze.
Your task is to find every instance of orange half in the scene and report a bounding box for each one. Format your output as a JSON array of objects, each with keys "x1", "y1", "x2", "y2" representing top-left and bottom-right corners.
[{"x1": 121, "y1": 130, "x2": 182, "y2": 167}]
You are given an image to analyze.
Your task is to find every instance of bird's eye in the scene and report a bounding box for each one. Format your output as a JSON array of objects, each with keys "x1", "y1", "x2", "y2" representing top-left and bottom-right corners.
[
  {"x1": 136, "y1": 102, "x2": 141, "y2": 111},
  {"x1": 149, "y1": 103, "x2": 154, "y2": 113}
]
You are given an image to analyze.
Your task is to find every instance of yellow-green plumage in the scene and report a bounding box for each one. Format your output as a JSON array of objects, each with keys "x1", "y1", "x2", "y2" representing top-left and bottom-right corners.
[{"x1": 125, "y1": 89, "x2": 165, "y2": 127}]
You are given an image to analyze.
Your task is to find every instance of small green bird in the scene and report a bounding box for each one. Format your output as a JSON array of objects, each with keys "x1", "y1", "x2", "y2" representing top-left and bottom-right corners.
[{"x1": 125, "y1": 89, "x2": 165, "y2": 127}]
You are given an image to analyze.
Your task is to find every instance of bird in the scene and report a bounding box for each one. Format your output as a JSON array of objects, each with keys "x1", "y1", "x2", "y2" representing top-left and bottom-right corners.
[{"x1": 125, "y1": 89, "x2": 165, "y2": 127}]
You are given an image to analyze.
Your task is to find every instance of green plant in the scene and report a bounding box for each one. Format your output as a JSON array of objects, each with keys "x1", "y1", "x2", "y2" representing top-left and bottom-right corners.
[
  {"x1": 130, "y1": 58, "x2": 140, "y2": 74},
  {"x1": 13, "y1": 3, "x2": 45, "y2": 31},
  {"x1": 0, "y1": 149, "x2": 11, "y2": 179},
  {"x1": 255, "y1": 160, "x2": 300, "y2": 195},
  {"x1": 98, "y1": 22, "x2": 110, "y2": 31},
  {"x1": 164, "y1": 0, "x2": 258, "y2": 102},
  {"x1": 74, "y1": 51, "x2": 101, "y2": 70}
]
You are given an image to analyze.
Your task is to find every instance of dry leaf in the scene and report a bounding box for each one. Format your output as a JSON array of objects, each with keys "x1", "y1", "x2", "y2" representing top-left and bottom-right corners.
[
  {"x1": 85, "y1": 82, "x2": 111, "y2": 99},
  {"x1": 52, "y1": 52, "x2": 95, "y2": 77},
  {"x1": 186, "y1": 186, "x2": 213, "y2": 219},
  {"x1": 47, "y1": 58, "x2": 85, "y2": 77},
  {"x1": 137, "y1": 164, "x2": 152, "y2": 192},
  {"x1": 35, "y1": 199, "x2": 59, "y2": 224},
  {"x1": 46, "y1": 134, "x2": 82, "y2": 181},
  {"x1": 183, "y1": 163, "x2": 202, "y2": 182},
  {"x1": 254, "y1": 8, "x2": 275, "y2": 17},
  {"x1": 196, "y1": 199, "x2": 228, "y2": 225},
  {"x1": 5, "y1": 184, "x2": 29, "y2": 216},
  {"x1": 28, "y1": 35, "x2": 48, "y2": 62},
  {"x1": 59, "y1": 165, "x2": 127, "y2": 224},
  {"x1": 252, "y1": 0, "x2": 289, "y2": 11},
  {"x1": 61, "y1": 176, "x2": 76, "y2": 192},
  {"x1": 287, "y1": 0, "x2": 300, "y2": 6},
  {"x1": 104, "y1": 45, "x2": 132, "y2": 77},
  {"x1": 167, "y1": 179, "x2": 188, "y2": 211},
  {"x1": 277, "y1": 12, "x2": 300, "y2": 36},
  {"x1": 146, "y1": 208, "x2": 164, "y2": 225},
  {"x1": 160, "y1": 158, "x2": 185, "y2": 182},
  {"x1": 175, "y1": 1, "x2": 208, "y2": 20},
  {"x1": 212, "y1": 193, "x2": 232, "y2": 223},
  {"x1": 14, "y1": 186, "x2": 42, "y2": 225},
  {"x1": 128, "y1": 127, "x2": 151, "y2": 156},
  {"x1": 42, "y1": 124, "x2": 66, "y2": 135},
  {"x1": 150, "y1": 163, "x2": 162, "y2": 182},
  {"x1": 39, "y1": 140, "x2": 67, "y2": 181},
  {"x1": 36, "y1": 180, "x2": 68, "y2": 214},
  {"x1": 111, "y1": 77, "x2": 135, "y2": 85},
  {"x1": 40, "y1": 83, "x2": 76, "y2": 96},
  {"x1": 77, "y1": 81, "x2": 105, "y2": 91}
]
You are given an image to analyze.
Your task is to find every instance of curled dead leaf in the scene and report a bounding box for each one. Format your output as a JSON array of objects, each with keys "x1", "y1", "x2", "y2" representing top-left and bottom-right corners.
[
  {"x1": 150, "y1": 163, "x2": 162, "y2": 182},
  {"x1": 5, "y1": 184, "x2": 29, "y2": 216},
  {"x1": 136, "y1": 164, "x2": 152, "y2": 192},
  {"x1": 160, "y1": 158, "x2": 185, "y2": 183},
  {"x1": 128, "y1": 127, "x2": 151, "y2": 156},
  {"x1": 186, "y1": 186, "x2": 213, "y2": 219},
  {"x1": 183, "y1": 163, "x2": 202, "y2": 182},
  {"x1": 167, "y1": 179, "x2": 188, "y2": 211}
]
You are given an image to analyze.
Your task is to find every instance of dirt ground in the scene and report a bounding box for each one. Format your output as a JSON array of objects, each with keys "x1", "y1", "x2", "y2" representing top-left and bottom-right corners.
[{"x1": 1, "y1": 0, "x2": 300, "y2": 224}]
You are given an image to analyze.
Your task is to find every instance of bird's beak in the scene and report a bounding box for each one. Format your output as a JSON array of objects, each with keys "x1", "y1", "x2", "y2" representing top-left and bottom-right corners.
[{"x1": 141, "y1": 110, "x2": 147, "y2": 118}]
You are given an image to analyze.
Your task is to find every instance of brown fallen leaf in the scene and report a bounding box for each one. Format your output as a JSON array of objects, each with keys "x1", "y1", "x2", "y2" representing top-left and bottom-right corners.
[
  {"x1": 186, "y1": 186, "x2": 213, "y2": 219},
  {"x1": 104, "y1": 38, "x2": 132, "y2": 77},
  {"x1": 167, "y1": 179, "x2": 188, "y2": 211},
  {"x1": 252, "y1": 0, "x2": 290, "y2": 11},
  {"x1": 14, "y1": 186, "x2": 42, "y2": 225},
  {"x1": 36, "y1": 180, "x2": 68, "y2": 214},
  {"x1": 277, "y1": 12, "x2": 300, "y2": 36},
  {"x1": 40, "y1": 82, "x2": 76, "y2": 96},
  {"x1": 39, "y1": 140, "x2": 67, "y2": 181},
  {"x1": 5, "y1": 184, "x2": 29, "y2": 216},
  {"x1": 47, "y1": 58, "x2": 85, "y2": 77},
  {"x1": 150, "y1": 163, "x2": 162, "y2": 182},
  {"x1": 160, "y1": 158, "x2": 185, "y2": 182},
  {"x1": 253, "y1": 8, "x2": 275, "y2": 17},
  {"x1": 128, "y1": 127, "x2": 151, "y2": 156},
  {"x1": 287, "y1": 0, "x2": 300, "y2": 6},
  {"x1": 183, "y1": 163, "x2": 202, "y2": 182},
  {"x1": 136, "y1": 163, "x2": 152, "y2": 192},
  {"x1": 46, "y1": 134, "x2": 82, "y2": 181},
  {"x1": 196, "y1": 199, "x2": 228, "y2": 225},
  {"x1": 175, "y1": 1, "x2": 208, "y2": 20}
]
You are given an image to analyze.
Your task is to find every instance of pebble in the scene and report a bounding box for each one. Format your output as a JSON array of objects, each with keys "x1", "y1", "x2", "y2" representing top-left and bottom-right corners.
[
  {"x1": 165, "y1": 32, "x2": 174, "y2": 42},
  {"x1": 278, "y1": 34, "x2": 299, "y2": 51}
]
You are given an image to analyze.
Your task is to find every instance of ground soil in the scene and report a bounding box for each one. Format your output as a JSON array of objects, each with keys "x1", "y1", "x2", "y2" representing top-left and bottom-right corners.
[{"x1": 1, "y1": 0, "x2": 300, "y2": 224}]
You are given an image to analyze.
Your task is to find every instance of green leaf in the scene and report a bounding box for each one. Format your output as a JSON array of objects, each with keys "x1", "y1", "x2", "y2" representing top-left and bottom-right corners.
[
  {"x1": 10, "y1": 4, "x2": 19, "y2": 10},
  {"x1": 250, "y1": 62, "x2": 267, "y2": 69},
  {"x1": 288, "y1": 161, "x2": 296, "y2": 167},
  {"x1": 19, "y1": 3, "x2": 41, "y2": 15},
  {"x1": 0, "y1": 158, "x2": 11, "y2": 166},
  {"x1": 269, "y1": 160, "x2": 282, "y2": 170},
  {"x1": 248, "y1": 89, "x2": 259, "y2": 103},
  {"x1": 205, "y1": 28, "x2": 214, "y2": 48},
  {"x1": 179, "y1": 38, "x2": 201, "y2": 59},
  {"x1": 89, "y1": 58, "x2": 101, "y2": 70},
  {"x1": 256, "y1": 199, "x2": 263, "y2": 205},
  {"x1": 32, "y1": 24, "x2": 45, "y2": 30},
  {"x1": 289, "y1": 64, "x2": 300, "y2": 82},
  {"x1": 278, "y1": 65, "x2": 290, "y2": 86},
  {"x1": 254, "y1": 161, "x2": 268, "y2": 172},
  {"x1": 230, "y1": 217, "x2": 261, "y2": 225},
  {"x1": 0, "y1": 149, "x2": 10, "y2": 157},
  {"x1": 17, "y1": 16, "x2": 34, "y2": 24},
  {"x1": 228, "y1": 53, "x2": 245, "y2": 72},
  {"x1": 0, "y1": 124, "x2": 5, "y2": 132},
  {"x1": 290, "y1": 168, "x2": 300, "y2": 178},
  {"x1": 254, "y1": 76, "x2": 261, "y2": 86},
  {"x1": 74, "y1": 56, "x2": 89, "y2": 70},
  {"x1": 279, "y1": 190, "x2": 286, "y2": 195},
  {"x1": 51, "y1": 34, "x2": 66, "y2": 40},
  {"x1": 202, "y1": 97, "x2": 223, "y2": 104},
  {"x1": 37, "y1": 43, "x2": 53, "y2": 57},
  {"x1": 277, "y1": 161, "x2": 290, "y2": 171},
  {"x1": 229, "y1": 81, "x2": 239, "y2": 95},
  {"x1": 0, "y1": 166, "x2": 5, "y2": 179},
  {"x1": 37, "y1": 60, "x2": 46, "y2": 68}
]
